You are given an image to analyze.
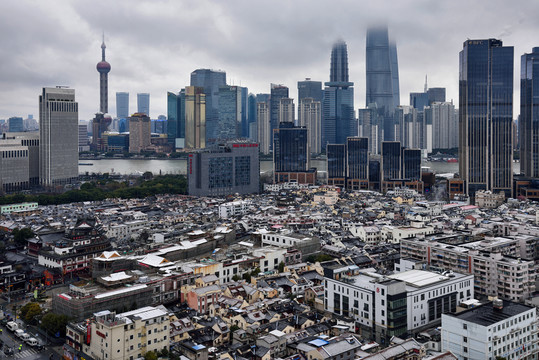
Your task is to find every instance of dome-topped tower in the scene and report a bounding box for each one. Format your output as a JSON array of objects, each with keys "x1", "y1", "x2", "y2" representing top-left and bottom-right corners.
[{"x1": 97, "y1": 34, "x2": 110, "y2": 113}]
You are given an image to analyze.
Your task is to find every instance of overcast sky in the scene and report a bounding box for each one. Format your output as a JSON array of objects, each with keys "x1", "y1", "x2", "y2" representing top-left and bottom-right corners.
[{"x1": 1, "y1": 0, "x2": 538, "y2": 121}]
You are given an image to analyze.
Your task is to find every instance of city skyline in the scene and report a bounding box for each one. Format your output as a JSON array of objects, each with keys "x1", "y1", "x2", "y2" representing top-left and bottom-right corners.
[{"x1": 0, "y1": 0, "x2": 538, "y2": 121}]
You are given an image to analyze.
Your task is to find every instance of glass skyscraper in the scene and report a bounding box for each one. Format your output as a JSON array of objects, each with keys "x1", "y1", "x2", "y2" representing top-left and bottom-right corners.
[
  {"x1": 217, "y1": 85, "x2": 242, "y2": 140},
  {"x1": 366, "y1": 26, "x2": 400, "y2": 141},
  {"x1": 270, "y1": 84, "x2": 289, "y2": 146},
  {"x1": 273, "y1": 122, "x2": 309, "y2": 172},
  {"x1": 298, "y1": 79, "x2": 323, "y2": 103},
  {"x1": 167, "y1": 91, "x2": 184, "y2": 148},
  {"x1": 459, "y1": 39, "x2": 513, "y2": 197},
  {"x1": 137, "y1": 93, "x2": 150, "y2": 116},
  {"x1": 323, "y1": 40, "x2": 355, "y2": 147},
  {"x1": 190, "y1": 69, "x2": 226, "y2": 142},
  {"x1": 116, "y1": 92, "x2": 129, "y2": 119},
  {"x1": 520, "y1": 47, "x2": 539, "y2": 178}
]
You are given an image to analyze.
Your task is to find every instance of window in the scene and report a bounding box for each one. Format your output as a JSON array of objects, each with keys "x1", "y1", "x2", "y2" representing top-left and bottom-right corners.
[
  {"x1": 463, "y1": 346, "x2": 468, "y2": 353},
  {"x1": 463, "y1": 324, "x2": 467, "y2": 330},
  {"x1": 463, "y1": 336, "x2": 468, "y2": 343}
]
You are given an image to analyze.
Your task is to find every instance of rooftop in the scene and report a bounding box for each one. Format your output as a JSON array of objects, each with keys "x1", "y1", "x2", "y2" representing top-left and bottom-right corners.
[{"x1": 445, "y1": 300, "x2": 534, "y2": 327}]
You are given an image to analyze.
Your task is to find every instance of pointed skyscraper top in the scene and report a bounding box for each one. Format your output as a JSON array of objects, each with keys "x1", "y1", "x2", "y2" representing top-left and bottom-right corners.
[{"x1": 424, "y1": 74, "x2": 428, "y2": 93}]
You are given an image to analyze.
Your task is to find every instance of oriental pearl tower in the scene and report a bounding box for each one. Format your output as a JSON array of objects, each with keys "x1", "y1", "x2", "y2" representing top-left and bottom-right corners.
[
  {"x1": 96, "y1": 34, "x2": 111, "y2": 113},
  {"x1": 92, "y1": 35, "x2": 112, "y2": 151}
]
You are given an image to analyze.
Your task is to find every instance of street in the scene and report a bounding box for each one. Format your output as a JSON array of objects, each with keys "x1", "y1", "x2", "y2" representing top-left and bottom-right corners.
[{"x1": 0, "y1": 325, "x2": 57, "y2": 360}]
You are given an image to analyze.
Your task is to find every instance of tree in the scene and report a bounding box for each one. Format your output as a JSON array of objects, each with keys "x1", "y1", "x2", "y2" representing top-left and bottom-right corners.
[
  {"x1": 232, "y1": 274, "x2": 241, "y2": 282},
  {"x1": 242, "y1": 273, "x2": 251, "y2": 283},
  {"x1": 230, "y1": 324, "x2": 240, "y2": 333},
  {"x1": 12, "y1": 227, "x2": 34, "y2": 245},
  {"x1": 144, "y1": 351, "x2": 158, "y2": 360},
  {"x1": 20, "y1": 302, "x2": 42, "y2": 324},
  {"x1": 40, "y1": 313, "x2": 70, "y2": 337},
  {"x1": 278, "y1": 261, "x2": 285, "y2": 273}
]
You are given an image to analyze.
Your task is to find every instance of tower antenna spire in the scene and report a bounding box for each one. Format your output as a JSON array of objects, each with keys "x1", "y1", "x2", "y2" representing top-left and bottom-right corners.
[{"x1": 424, "y1": 74, "x2": 428, "y2": 92}]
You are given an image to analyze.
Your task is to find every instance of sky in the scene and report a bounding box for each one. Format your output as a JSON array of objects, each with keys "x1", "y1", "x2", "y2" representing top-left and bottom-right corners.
[{"x1": 0, "y1": 0, "x2": 538, "y2": 121}]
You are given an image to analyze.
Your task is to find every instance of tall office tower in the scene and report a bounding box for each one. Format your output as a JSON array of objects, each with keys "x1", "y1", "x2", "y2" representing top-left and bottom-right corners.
[
  {"x1": 428, "y1": 88, "x2": 446, "y2": 104},
  {"x1": 187, "y1": 142, "x2": 260, "y2": 197},
  {"x1": 91, "y1": 113, "x2": 112, "y2": 151},
  {"x1": 366, "y1": 26, "x2": 400, "y2": 141},
  {"x1": 426, "y1": 102, "x2": 458, "y2": 150},
  {"x1": 381, "y1": 141, "x2": 401, "y2": 181},
  {"x1": 128, "y1": 113, "x2": 151, "y2": 153},
  {"x1": 257, "y1": 102, "x2": 271, "y2": 155},
  {"x1": 39, "y1": 87, "x2": 79, "y2": 186},
  {"x1": 299, "y1": 98, "x2": 322, "y2": 154},
  {"x1": 279, "y1": 98, "x2": 295, "y2": 124},
  {"x1": 273, "y1": 123, "x2": 313, "y2": 183},
  {"x1": 270, "y1": 84, "x2": 289, "y2": 142},
  {"x1": 327, "y1": 143, "x2": 346, "y2": 187},
  {"x1": 323, "y1": 40, "x2": 355, "y2": 146},
  {"x1": 190, "y1": 69, "x2": 226, "y2": 141},
  {"x1": 402, "y1": 148, "x2": 421, "y2": 180},
  {"x1": 167, "y1": 91, "x2": 185, "y2": 149},
  {"x1": 217, "y1": 85, "x2": 242, "y2": 140},
  {"x1": 96, "y1": 36, "x2": 111, "y2": 114},
  {"x1": 410, "y1": 92, "x2": 429, "y2": 111},
  {"x1": 248, "y1": 94, "x2": 257, "y2": 140},
  {"x1": 520, "y1": 47, "x2": 539, "y2": 177},
  {"x1": 298, "y1": 78, "x2": 323, "y2": 110},
  {"x1": 137, "y1": 93, "x2": 150, "y2": 116},
  {"x1": 184, "y1": 86, "x2": 206, "y2": 149},
  {"x1": 8, "y1": 117, "x2": 23, "y2": 132},
  {"x1": 116, "y1": 92, "x2": 129, "y2": 118},
  {"x1": 459, "y1": 39, "x2": 514, "y2": 198},
  {"x1": 347, "y1": 137, "x2": 369, "y2": 190},
  {"x1": 240, "y1": 87, "x2": 249, "y2": 138}
]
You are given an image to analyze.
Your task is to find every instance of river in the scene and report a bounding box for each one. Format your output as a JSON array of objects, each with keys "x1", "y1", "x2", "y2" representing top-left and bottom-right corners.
[{"x1": 79, "y1": 158, "x2": 521, "y2": 176}]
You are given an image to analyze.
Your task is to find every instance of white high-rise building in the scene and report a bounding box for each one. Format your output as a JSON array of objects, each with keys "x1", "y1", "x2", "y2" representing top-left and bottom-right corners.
[
  {"x1": 39, "y1": 87, "x2": 79, "y2": 186},
  {"x1": 426, "y1": 101, "x2": 458, "y2": 150},
  {"x1": 257, "y1": 102, "x2": 270, "y2": 155},
  {"x1": 279, "y1": 98, "x2": 295, "y2": 124},
  {"x1": 299, "y1": 98, "x2": 322, "y2": 155}
]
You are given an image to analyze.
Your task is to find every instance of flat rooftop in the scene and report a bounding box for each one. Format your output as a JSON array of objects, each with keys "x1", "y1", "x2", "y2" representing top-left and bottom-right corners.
[
  {"x1": 446, "y1": 301, "x2": 533, "y2": 327},
  {"x1": 388, "y1": 270, "x2": 450, "y2": 287}
]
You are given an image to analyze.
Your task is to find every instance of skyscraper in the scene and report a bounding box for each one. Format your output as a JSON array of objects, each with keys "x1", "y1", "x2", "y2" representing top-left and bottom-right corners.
[
  {"x1": 299, "y1": 98, "x2": 322, "y2": 155},
  {"x1": 39, "y1": 87, "x2": 79, "y2": 186},
  {"x1": 257, "y1": 102, "x2": 270, "y2": 155},
  {"x1": 273, "y1": 123, "x2": 313, "y2": 184},
  {"x1": 279, "y1": 98, "x2": 295, "y2": 124},
  {"x1": 270, "y1": 84, "x2": 289, "y2": 144},
  {"x1": 327, "y1": 143, "x2": 346, "y2": 187},
  {"x1": 520, "y1": 47, "x2": 539, "y2": 178},
  {"x1": 366, "y1": 26, "x2": 400, "y2": 141},
  {"x1": 217, "y1": 85, "x2": 242, "y2": 140},
  {"x1": 381, "y1": 141, "x2": 401, "y2": 181},
  {"x1": 128, "y1": 113, "x2": 151, "y2": 153},
  {"x1": 96, "y1": 35, "x2": 111, "y2": 114},
  {"x1": 298, "y1": 79, "x2": 323, "y2": 104},
  {"x1": 8, "y1": 117, "x2": 23, "y2": 132},
  {"x1": 184, "y1": 86, "x2": 206, "y2": 149},
  {"x1": 167, "y1": 91, "x2": 184, "y2": 149},
  {"x1": 426, "y1": 102, "x2": 458, "y2": 150},
  {"x1": 137, "y1": 93, "x2": 150, "y2": 116},
  {"x1": 190, "y1": 69, "x2": 226, "y2": 141},
  {"x1": 116, "y1": 92, "x2": 129, "y2": 118},
  {"x1": 347, "y1": 137, "x2": 369, "y2": 190},
  {"x1": 248, "y1": 93, "x2": 257, "y2": 140},
  {"x1": 402, "y1": 148, "x2": 421, "y2": 180},
  {"x1": 323, "y1": 40, "x2": 355, "y2": 146},
  {"x1": 459, "y1": 39, "x2": 513, "y2": 198}
]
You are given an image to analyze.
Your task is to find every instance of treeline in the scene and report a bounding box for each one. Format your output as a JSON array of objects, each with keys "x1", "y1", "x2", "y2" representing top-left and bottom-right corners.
[{"x1": 0, "y1": 175, "x2": 188, "y2": 206}]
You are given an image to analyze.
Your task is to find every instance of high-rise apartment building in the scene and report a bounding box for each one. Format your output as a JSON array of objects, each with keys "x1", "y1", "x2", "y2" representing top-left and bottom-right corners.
[
  {"x1": 270, "y1": 84, "x2": 289, "y2": 145},
  {"x1": 358, "y1": 106, "x2": 382, "y2": 154},
  {"x1": 298, "y1": 98, "x2": 322, "y2": 155},
  {"x1": 190, "y1": 69, "x2": 226, "y2": 141},
  {"x1": 96, "y1": 36, "x2": 111, "y2": 114},
  {"x1": 78, "y1": 122, "x2": 89, "y2": 152},
  {"x1": 323, "y1": 40, "x2": 355, "y2": 146},
  {"x1": 128, "y1": 113, "x2": 151, "y2": 153},
  {"x1": 279, "y1": 98, "x2": 295, "y2": 124},
  {"x1": 217, "y1": 85, "x2": 242, "y2": 140},
  {"x1": 426, "y1": 102, "x2": 458, "y2": 150},
  {"x1": 257, "y1": 102, "x2": 270, "y2": 155},
  {"x1": 39, "y1": 87, "x2": 79, "y2": 186},
  {"x1": 184, "y1": 86, "x2": 206, "y2": 149},
  {"x1": 459, "y1": 39, "x2": 514, "y2": 198},
  {"x1": 137, "y1": 93, "x2": 150, "y2": 116},
  {"x1": 520, "y1": 47, "x2": 539, "y2": 177},
  {"x1": 116, "y1": 92, "x2": 129, "y2": 118},
  {"x1": 366, "y1": 26, "x2": 400, "y2": 141}
]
